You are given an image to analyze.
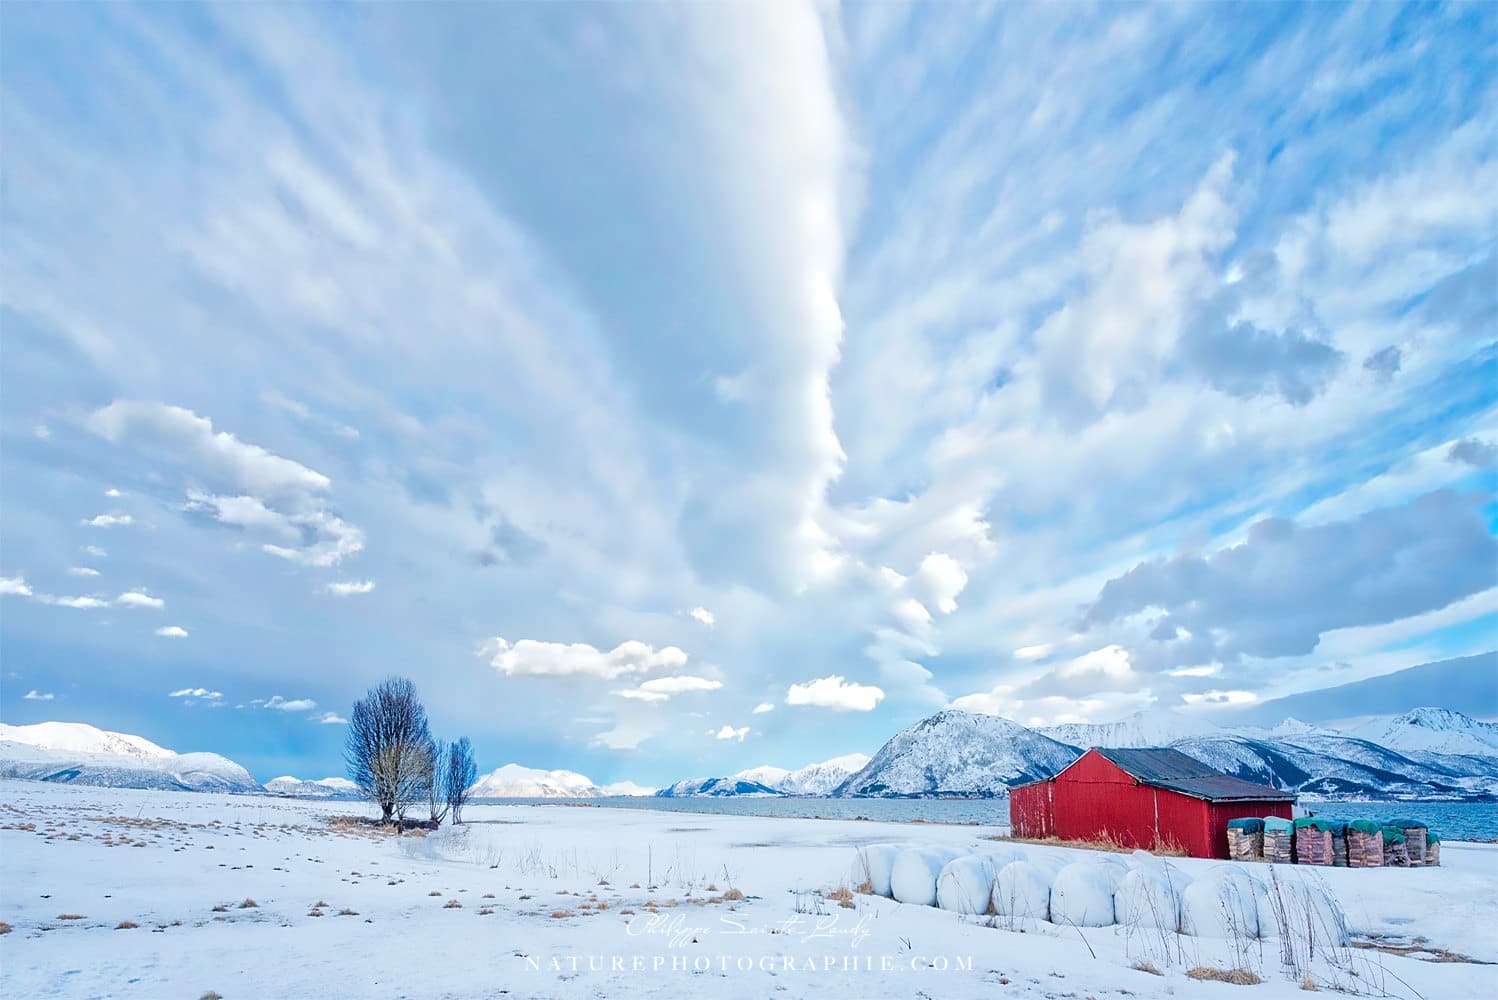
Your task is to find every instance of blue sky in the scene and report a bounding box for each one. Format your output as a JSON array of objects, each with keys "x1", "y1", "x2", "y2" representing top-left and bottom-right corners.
[{"x1": 1, "y1": 2, "x2": 1494, "y2": 786}]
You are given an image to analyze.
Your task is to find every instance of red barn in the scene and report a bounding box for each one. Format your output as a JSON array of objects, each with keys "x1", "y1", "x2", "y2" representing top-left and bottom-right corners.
[{"x1": 1010, "y1": 747, "x2": 1295, "y2": 859}]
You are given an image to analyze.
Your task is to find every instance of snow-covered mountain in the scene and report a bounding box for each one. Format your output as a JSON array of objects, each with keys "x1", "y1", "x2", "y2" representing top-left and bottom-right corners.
[
  {"x1": 1040, "y1": 709, "x2": 1220, "y2": 748},
  {"x1": 734, "y1": 754, "x2": 872, "y2": 796},
  {"x1": 655, "y1": 776, "x2": 785, "y2": 797},
  {"x1": 833, "y1": 710, "x2": 1080, "y2": 798},
  {"x1": 265, "y1": 775, "x2": 361, "y2": 799},
  {"x1": 0, "y1": 721, "x2": 261, "y2": 793},
  {"x1": 600, "y1": 780, "x2": 657, "y2": 797},
  {"x1": 467, "y1": 764, "x2": 605, "y2": 798},
  {"x1": 1351, "y1": 708, "x2": 1498, "y2": 759}
]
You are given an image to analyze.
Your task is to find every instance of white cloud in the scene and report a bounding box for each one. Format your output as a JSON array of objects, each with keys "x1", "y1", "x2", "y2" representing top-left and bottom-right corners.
[
  {"x1": 81, "y1": 546, "x2": 106, "y2": 558},
  {"x1": 713, "y1": 724, "x2": 750, "y2": 742},
  {"x1": 87, "y1": 400, "x2": 330, "y2": 497},
  {"x1": 786, "y1": 675, "x2": 885, "y2": 712},
  {"x1": 0, "y1": 576, "x2": 33, "y2": 597},
  {"x1": 263, "y1": 695, "x2": 317, "y2": 712},
  {"x1": 1181, "y1": 689, "x2": 1258, "y2": 708},
  {"x1": 115, "y1": 591, "x2": 165, "y2": 609},
  {"x1": 23, "y1": 690, "x2": 55, "y2": 701},
  {"x1": 37, "y1": 594, "x2": 109, "y2": 609},
  {"x1": 688, "y1": 606, "x2": 716, "y2": 627},
  {"x1": 1013, "y1": 643, "x2": 1053, "y2": 662},
  {"x1": 480, "y1": 637, "x2": 689, "y2": 680},
  {"x1": 614, "y1": 675, "x2": 722, "y2": 702},
  {"x1": 67, "y1": 567, "x2": 101, "y2": 577},
  {"x1": 324, "y1": 579, "x2": 375, "y2": 596},
  {"x1": 184, "y1": 490, "x2": 300, "y2": 538},
  {"x1": 752, "y1": 702, "x2": 775, "y2": 714},
  {"x1": 105, "y1": 487, "x2": 122, "y2": 497},
  {"x1": 155, "y1": 625, "x2": 190, "y2": 638},
  {"x1": 82, "y1": 513, "x2": 132, "y2": 528},
  {"x1": 261, "y1": 511, "x2": 364, "y2": 566},
  {"x1": 311, "y1": 711, "x2": 348, "y2": 724},
  {"x1": 169, "y1": 687, "x2": 222, "y2": 699}
]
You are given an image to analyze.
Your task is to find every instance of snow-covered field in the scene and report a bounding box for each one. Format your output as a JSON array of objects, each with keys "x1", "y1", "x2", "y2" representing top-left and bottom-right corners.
[{"x1": 2, "y1": 779, "x2": 1495, "y2": 999}]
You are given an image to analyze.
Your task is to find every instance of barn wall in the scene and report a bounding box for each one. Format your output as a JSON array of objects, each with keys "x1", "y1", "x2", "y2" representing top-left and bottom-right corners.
[
  {"x1": 1050, "y1": 751, "x2": 1177, "y2": 850},
  {"x1": 1010, "y1": 781, "x2": 1054, "y2": 839}
]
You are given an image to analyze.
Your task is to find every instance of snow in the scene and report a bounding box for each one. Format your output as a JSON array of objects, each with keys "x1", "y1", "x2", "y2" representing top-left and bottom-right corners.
[
  {"x1": 1049, "y1": 862, "x2": 1117, "y2": 927},
  {"x1": 735, "y1": 755, "x2": 871, "y2": 796},
  {"x1": 1114, "y1": 866, "x2": 1186, "y2": 931},
  {"x1": 1040, "y1": 709, "x2": 1221, "y2": 748},
  {"x1": 1352, "y1": 709, "x2": 1498, "y2": 759},
  {"x1": 265, "y1": 776, "x2": 360, "y2": 798},
  {"x1": 847, "y1": 843, "x2": 903, "y2": 897},
  {"x1": 1180, "y1": 875, "x2": 1259, "y2": 939},
  {"x1": 3, "y1": 779, "x2": 1498, "y2": 999}
]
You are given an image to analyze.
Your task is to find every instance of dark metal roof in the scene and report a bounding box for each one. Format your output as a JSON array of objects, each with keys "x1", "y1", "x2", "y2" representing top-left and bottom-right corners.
[{"x1": 1093, "y1": 747, "x2": 1295, "y2": 802}]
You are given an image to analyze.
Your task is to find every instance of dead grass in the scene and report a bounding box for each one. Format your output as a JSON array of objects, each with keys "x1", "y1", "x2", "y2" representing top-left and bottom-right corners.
[
  {"x1": 238, "y1": 898, "x2": 258, "y2": 909},
  {"x1": 1131, "y1": 961, "x2": 1163, "y2": 976},
  {"x1": 212, "y1": 904, "x2": 228, "y2": 912},
  {"x1": 428, "y1": 890, "x2": 442, "y2": 897},
  {"x1": 57, "y1": 913, "x2": 85, "y2": 921},
  {"x1": 723, "y1": 887, "x2": 745, "y2": 901},
  {"x1": 1301, "y1": 974, "x2": 1320, "y2": 991},
  {"x1": 338, "y1": 908, "x2": 358, "y2": 916},
  {"x1": 989, "y1": 832, "x2": 1188, "y2": 857},
  {"x1": 1186, "y1": 967, "x2": 1262, "y2": 986},
  {"x1": 824, "y1": 885, "x2": 856, "y2": 909},
  {"x1": 478, "y1": 906, "x2": 494, "y2": 916},
  {"x1": 200, "y1": 993, "x2": 224, "y2": 1000},
  {"x1": 549, "y1": 908, "x2": 574, "y2": 919},
  {"x1": 115, "y1": 920, "x2": 138, "y2": 930},
  {"x1": 443, "y1": 899, "x2": 461, "y2": 909},
  {"x1": 0, "y1": 922, "x2": 11, "y2": 935}
]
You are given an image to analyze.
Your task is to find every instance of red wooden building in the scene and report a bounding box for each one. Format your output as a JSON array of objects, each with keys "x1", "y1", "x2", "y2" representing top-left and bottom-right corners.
[{"x1": 1010, "y1": 747, "x2": 1295, "y2": 859}]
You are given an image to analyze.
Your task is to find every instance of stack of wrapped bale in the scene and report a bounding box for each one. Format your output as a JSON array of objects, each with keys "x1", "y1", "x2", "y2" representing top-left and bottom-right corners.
[
  {"x1": 1263, "y1": 816, "x2": 1295, "y2": 864},
  {"x1": 1425, "y1": 831, "x2": 1441, "y2": 867},
  {"x1": 1330, "y1": 821, "x2": 1348, "y2": 867},
  {"x1": 1380, "y1": 826, "x2": 1410, "y2": 867},
  {"x1": 1388, "y1": 819, "x2": 1428, "y2": 866},
  {"x1": 1346, "y1": 820, "x2": 1383, "y2": 868},
  {"x1": 1294, "y1": 818, "x2": 1337, "y2": 866},
  {"x1": 1226, "y1": 817, "x2": 1265, "y2": 861}
]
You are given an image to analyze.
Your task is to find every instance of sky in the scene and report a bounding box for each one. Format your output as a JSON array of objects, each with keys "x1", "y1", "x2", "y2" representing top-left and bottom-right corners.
[{"x1": 1, "y1": 2, "x2": 1494, "y2": 787}]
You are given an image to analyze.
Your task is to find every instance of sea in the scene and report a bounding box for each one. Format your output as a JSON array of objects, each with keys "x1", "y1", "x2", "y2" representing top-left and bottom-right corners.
[{"x1": 480, "y1": 795, "x2": 1498, "y2": 842}]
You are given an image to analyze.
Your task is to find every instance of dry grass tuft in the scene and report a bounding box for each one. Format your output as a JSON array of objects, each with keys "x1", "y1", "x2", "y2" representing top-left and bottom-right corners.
[
  {"x1": 989, "y1": 831, "x2": 1189, "y2": 857},
  {"x1": 1132, "y1": 961, "x2": 1163, "y2": 976},
  {"x1": 443, "y1": 899, "x2": 462, "y2": 909},
  {"x1": 478, "y1": 906, "x2": 494, "y2": 916},
  {"x1": 723, "y1": 887, "x2": 745, "y2": 902},
  {"x1": 0, "y1": 922, "x2": 11, "y2": 935},
  {"x1": 549, "y1": 908, "x2": 573, "y2": 919},
  {"x1": 200, "y1": 993, "x2": 224, "y2": 1000},
  {"x1": 1186, "y1": 967, "x2": 1262, "y2": 986},
  {"x1": 212, "y1": 904, "x2": 228, "y2": 912},
  {"x1": 238, "y1": 898, "x2": 258, "y2": 909},
  {"x1": 57, "y1": 913, "x2": 85, "y2": 921},
  {"x1": 338, "y1": 908, "x2": 358, "y2": 916},
  {"x1": 619, "y1": 908, "x2": 635, "y2": 915},
  {"x1": 428, "y1": 890, "x2": 442, "y2": 897},
  {"x1": 115, "y1": 920, "x2": 139, "y2": 930},
  {"x1": 1301, "y1": 974, "x2": 1320, "y2": 991}
]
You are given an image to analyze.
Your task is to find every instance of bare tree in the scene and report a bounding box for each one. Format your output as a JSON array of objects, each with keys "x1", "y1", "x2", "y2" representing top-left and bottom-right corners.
[
  {"x1": 426, "y1": 738, "x2": 450, "y2": 827},
  {"x1": 446, "y1": 737, "x2": 477, "y2": 824},
  {"x1": 345, "y1": 677, "x2": 433, "y2": 826}
]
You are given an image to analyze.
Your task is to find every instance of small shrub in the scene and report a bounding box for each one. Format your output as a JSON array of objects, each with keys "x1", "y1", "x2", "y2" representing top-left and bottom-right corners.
[
  {"x1": 238, "y1": 898, "x2": 258, "y2": 909},
  {"x1": 115, "y1": 920, "x2": 138, "y2": 930},
  {"x1": 723, "y1": 888, "x2": 745, "y2": 901},
  {"x1": 1186, "y1": 967, "x2": 1262, "y2": 986}
]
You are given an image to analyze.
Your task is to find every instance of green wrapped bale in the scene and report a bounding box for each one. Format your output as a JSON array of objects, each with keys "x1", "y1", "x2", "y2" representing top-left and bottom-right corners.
[
  {"x1": 1227, "y1": 818, "x2": 1265, "y2": 861},
  {"x1": 1346, "y1": 820, "x2": 1383, "y2": 868}
]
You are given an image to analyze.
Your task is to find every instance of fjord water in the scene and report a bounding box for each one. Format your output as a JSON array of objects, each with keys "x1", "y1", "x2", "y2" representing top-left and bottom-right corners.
[{"x1": 493, "y1": 796, "x2": 1498, "y2": 841}]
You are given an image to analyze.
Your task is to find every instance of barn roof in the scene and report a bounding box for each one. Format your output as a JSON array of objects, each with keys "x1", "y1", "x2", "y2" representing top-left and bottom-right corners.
[{"x1": 1092, "y1": 747, "x2": 1295, "y2": 802}]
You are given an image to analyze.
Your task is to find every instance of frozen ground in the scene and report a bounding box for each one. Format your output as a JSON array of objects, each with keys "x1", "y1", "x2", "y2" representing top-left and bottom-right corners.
[{"x1": 1, "y1": 779, "x2": 1495, "y2": 999}]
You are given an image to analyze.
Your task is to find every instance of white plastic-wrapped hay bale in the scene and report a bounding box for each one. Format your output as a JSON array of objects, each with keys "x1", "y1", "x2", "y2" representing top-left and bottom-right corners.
[
  {"x1": 1088, "y1": 857, "x2": 1129, "y2": 892},
  {"x1": 1114, "y1": 866, "x2": 1186, "y2": 931},
  {"x1": 848, "y1": 843, "x2": 904, "y2": 897},
  {"x1": 1207, "y1": 866, "x2": 1279, "y2": 938},
  {"x1": 1180, "y1": 876, "x2": 1258, "y2": 939},
  {"x1": 891, "y1": 847, "x2": 963, "y2": 906},
  {"x1": 1271, "y1": 881, "x2": 1350, "y2": 948},
  {"x1": 1050, "y1": 862, "x2": 1116, "y2": 927},
  {"x1": 936, "y1": 854, "x2": 1002, "y2": 914},
  {"x1": 992, "y1": 860, "x2": 1051, "y2": 920}
]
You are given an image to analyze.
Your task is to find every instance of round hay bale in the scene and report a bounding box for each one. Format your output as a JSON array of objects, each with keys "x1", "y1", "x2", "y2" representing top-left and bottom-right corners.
[
  {"x1": 847, "y1": 843, "x2": 904, "y2": 897},
  {"x1": 936, "y1": 854, "x2": 1002, "y2": 914},
  {"x1": 1050, "y1": 862, "x2": 1116, "y2": 927},
  {"x1": 992, "y1": 860, "x2": 1051, "y2": 920},
  {"x1": 890, "y1": 847, "x2": 963, "y2": 907},
  {"x1": 1114, "y1": 866, "x2": 1184, "y2": 931}
]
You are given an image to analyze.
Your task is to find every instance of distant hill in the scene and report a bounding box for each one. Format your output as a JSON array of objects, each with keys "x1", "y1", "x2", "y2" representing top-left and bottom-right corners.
[
  {"x1": 734, "y1": 753, "x2": 871, "y2": 796},
  {"x1": 0, "y1": 721, "x2": 262, "y2": 794},
  {"x1": 1039, "y1": 709, "x2": 1220, "y2": 748},
  {"x1": 468, "y1": 763, "x2": 606, "y2": 798},
  {"x1": 265, "y1": 775, "x2": 362, "y2": 799},
  {"x1": 655, "y1": 776, "x2": 784, "y2": 797}
]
